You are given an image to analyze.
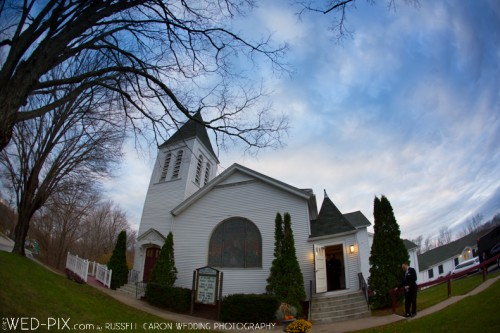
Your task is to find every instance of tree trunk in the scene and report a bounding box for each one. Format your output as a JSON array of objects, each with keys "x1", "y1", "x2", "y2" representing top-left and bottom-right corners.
[
  {"x1": 11, "y1": 198, "x2": 39, "y2": 257},
  {"x1": 0, "y1": 107, "x2": 16, "y2": 153},
  {"x1": 11, "y1": 216, "x2": 29, "y2": 256}
]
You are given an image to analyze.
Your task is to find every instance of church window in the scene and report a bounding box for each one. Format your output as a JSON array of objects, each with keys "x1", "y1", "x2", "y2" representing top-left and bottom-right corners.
[
  {"x1": 172, "y1": 150, "x2": 184, "y2": 179},
  {"x1": 159, "y1": 153, "x2": 172, "y2": 181},
  {"x1": 208, "y1": 217, "x2": 262, "y2": 268},
  {"x1": 195, "y1": 154, "x2": 203, "y2": 185},
  {"x1": 204, "y1": 163, "x2": 211, "y2": 185}
]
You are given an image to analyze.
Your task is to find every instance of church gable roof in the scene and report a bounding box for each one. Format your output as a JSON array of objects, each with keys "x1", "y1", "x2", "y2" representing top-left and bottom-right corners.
[
  {"x1": 171, "y1": 163, "x2": 312, "y2": 216},
  {"x1": 137, "y1": 228, "x2": 166, "y2": 243},
  {"x1": 344, "y1": 211, "x2": 371, "y2": 229},
  {"x1": 310, "y1": 194, "x2": 356, "y2": 237},
  {"x1": 159, "y1": 111, "x2": 217, "y2": 160}
]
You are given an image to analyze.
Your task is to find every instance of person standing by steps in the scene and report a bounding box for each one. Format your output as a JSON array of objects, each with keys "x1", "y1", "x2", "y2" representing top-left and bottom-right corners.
[{"x1": 394, "y1": 261, "x2": 418, "y2": 317}]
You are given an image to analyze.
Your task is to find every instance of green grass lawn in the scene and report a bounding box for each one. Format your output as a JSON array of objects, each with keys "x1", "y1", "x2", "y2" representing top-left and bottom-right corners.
[
  {"x1": 372, "y1": 270, "x2": 500, "y2": 316},
  {"x1": 0, "y1": 252, "x2": 217, "y2": 332},
  {"x1": 357, "y1": 274, "x2": 500, "y2": 333},
  {"x1": 2, "y1": 250, "x2": 499, "y2": 333}
]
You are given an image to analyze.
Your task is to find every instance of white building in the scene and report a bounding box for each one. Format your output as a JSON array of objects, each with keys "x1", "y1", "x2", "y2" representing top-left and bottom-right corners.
[
  {"x1": 417, "y1": 232, "x2": 479, "y2": 284},
  {"x1": 133, "y1": 112, "x2": 413, "y2": 322}
]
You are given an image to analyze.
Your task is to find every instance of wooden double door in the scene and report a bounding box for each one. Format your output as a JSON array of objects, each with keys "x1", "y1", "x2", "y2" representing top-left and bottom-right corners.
[{"x1": 143, "y1": 247, "x2": 160, "y2": 282}]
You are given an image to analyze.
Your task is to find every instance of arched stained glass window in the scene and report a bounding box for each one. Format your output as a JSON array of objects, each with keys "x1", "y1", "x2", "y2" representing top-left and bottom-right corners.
[{"x1": 208, "y1": 217, "x2": 262, "y2": 268}]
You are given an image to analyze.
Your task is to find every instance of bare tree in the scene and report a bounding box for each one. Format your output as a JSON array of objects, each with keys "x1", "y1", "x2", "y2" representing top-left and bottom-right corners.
[
  {"x1": 0, "y1": 81, "x2": 124, "y2": 256},
  {"x1": 456, "y1": 213, "x2": 484, "y2": 238},
  {"x1": 422, "y1": 235, "x2": 435, "y2": 253},
  {"x1": 30, "y1": 188, "x2": 136, "y2": 269},
  {"x1": 437, "y1": 226, "x2": 452, "y2": 247},
  {"x1": 296, "y1": 0, "x2": 420, "y2": 41},
  {"x1": 0, "y1": 0, "x2": 289, "y2": 154},
  {"x1": 466, "y1": 213, "x2": 483, "y2": 234},
  {"x1": 409, "y1": 235, "x2": 423, "y2": 254},
  {"x1": 30, "y1": 182, "x2": 100, "y2": 269},
  {"x1": 76, "y1": 200, "x2": 132, "y2": 262}
]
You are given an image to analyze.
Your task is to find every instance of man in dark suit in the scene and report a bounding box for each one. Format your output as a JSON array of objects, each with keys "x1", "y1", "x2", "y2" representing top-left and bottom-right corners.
[{"x1": 395, "y1": 261, "x2": 417, "y2": 317}]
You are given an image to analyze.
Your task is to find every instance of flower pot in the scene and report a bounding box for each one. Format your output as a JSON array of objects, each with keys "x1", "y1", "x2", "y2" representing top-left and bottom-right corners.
[{"x1": 282, "y1": 319, "x2": 295, "y2": 332}]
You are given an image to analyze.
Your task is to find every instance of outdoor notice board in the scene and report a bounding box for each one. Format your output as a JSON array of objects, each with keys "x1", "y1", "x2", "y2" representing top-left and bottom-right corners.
[{"x1": 193, "y1": 266, "x2": 222, "y2": 305}]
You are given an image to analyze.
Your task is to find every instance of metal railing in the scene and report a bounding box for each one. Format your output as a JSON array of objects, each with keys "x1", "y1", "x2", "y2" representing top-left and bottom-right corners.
[
  {"x1": 358, "y1": 272, "x2": 370, "y2": 309},
  {"x1": 136, "y1": 281, "x2": 147, "y2": 299},
  {"x1": 128, "y1": 269, "x2": 140, "y2": 284}
]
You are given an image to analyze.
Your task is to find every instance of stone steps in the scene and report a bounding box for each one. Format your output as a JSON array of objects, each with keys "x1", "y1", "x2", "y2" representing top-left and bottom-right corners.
[
  {"x1": 310, "y1": 291, "x2": 370, "y2": 324},
  {"x1": 116, "y1": 282, "x2": 145, "y2": 299}
]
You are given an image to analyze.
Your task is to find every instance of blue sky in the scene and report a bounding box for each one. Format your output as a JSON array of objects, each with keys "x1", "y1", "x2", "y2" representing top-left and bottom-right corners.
[{"x1": 105, "y1": 0, "x2": 500, "y2": 242}]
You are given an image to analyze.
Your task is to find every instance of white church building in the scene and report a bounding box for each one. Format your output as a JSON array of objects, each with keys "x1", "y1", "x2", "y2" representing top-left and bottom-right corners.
[{"x1": 133, "y1": 112, "x2": 376, "y2": 321}]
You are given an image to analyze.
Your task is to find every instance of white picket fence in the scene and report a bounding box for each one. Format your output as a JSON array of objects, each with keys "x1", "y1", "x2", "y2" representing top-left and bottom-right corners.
[
  {"x1": 65, "y1": 252, "x2": 89, "y2": 283},
  {"x1": 94, "y1": 263, "x2": 112, "y2": 288},
  {"x1": 66, "y1": 252, "x2": 112, "y2": 288}
]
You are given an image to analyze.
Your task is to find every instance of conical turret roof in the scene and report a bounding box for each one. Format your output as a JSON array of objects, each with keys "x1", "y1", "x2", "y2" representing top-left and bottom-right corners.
[{"x1": 310, "y1": 192, "x2": 356, "y2": 237}]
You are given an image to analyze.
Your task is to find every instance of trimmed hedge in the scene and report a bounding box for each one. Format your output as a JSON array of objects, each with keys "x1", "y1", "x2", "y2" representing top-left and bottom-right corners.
[
  {"x1": 220, "y1": 294, "x2": 279, "y2": 323},
  {"x1": 145, "y1": 283, "x2": 191, "y2": 312}
]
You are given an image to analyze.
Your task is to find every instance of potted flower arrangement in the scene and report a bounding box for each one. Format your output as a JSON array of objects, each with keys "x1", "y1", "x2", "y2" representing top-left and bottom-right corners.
[
  {"x1": 276, "y1": 303, "x2": 297, "y2": 332},
  {"x1": 285, "y1": 319, "x2": 312, "y2": 333}
]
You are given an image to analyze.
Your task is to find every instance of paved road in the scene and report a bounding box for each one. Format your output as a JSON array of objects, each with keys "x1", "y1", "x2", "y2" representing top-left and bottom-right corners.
[{"x1": 0, "y1": 234, "x2": 14, "y2": 252}]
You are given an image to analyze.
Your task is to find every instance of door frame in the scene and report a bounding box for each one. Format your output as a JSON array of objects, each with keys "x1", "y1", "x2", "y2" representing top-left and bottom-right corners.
[{"x1": 313, "y1": 241, "x2": 350, "y2": 294}]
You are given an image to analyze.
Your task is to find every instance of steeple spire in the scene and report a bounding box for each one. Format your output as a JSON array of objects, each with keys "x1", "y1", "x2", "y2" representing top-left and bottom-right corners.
[{"x1": 160, "y1": 111, "x2": 217, "y2": 160}]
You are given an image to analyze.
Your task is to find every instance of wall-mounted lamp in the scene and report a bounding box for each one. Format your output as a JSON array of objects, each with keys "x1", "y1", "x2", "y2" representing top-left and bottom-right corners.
[{"x1": 349, "y1": 245, "x2": 355, "y2": 254}]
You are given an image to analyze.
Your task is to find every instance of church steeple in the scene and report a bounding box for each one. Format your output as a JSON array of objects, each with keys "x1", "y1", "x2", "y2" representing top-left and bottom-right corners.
[
  {"x1": 160, "y1": 111, "x2": 218, "y2": 162},
  {"x1": 137, "y1": 111, "x2": 219, "y2": 237}
]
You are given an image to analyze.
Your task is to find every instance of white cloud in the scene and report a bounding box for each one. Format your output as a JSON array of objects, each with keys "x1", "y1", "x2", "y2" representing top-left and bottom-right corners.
[
  {"x1": 105, "y1": 0, "x2": 500, "y2": 242},
  {"x1": 102, "y1": 145, "x2": 153, "y2": 230}
]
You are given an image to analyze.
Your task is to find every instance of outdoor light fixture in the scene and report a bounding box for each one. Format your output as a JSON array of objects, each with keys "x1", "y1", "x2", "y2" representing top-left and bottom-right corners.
[{"x1": 349, "y1": 245, "x2": 355, "y2": 253}]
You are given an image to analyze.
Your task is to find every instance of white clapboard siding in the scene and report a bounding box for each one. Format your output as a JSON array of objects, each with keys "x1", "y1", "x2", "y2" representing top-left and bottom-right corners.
[
  {"x1": 137, "y1": 138, "x2": 217, "y2": 238},
  {"x1": 172, "y1": 173, "x2": 314, "y2": 299}
]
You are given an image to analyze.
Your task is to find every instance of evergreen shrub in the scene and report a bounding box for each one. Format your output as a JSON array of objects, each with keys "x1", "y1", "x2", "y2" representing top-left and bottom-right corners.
[
  {"x1": 145, "y1": 283, "x2": 191, "y2": 312},
  {"x1": 220, "y1": 294, "x2": 279, "y2": 323},
  {"x1": 107, "y1": 230, "x2": 129, "y2": 289}
]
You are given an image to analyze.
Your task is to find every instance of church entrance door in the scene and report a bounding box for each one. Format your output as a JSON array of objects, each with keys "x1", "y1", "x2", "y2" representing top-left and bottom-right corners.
[
  {"x1": 143, "y1": 246, "x2": 160, "y2": 282},
  {"x1": 325, "y1": 244, "x2": 346, "y2": 291}
]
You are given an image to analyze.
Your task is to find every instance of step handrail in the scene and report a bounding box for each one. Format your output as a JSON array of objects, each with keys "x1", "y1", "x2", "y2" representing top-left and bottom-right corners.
[{"x1": 357, "y1": 272, "x2": 369, "y2": 309}]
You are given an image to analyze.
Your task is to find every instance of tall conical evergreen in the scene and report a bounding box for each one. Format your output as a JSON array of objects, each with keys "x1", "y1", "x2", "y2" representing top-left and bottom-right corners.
[
  {"x1": 149, "y1": 231, "x2": 177, "y2": 287},
  {"x1": 368, "y1": 196, "x2": 409, "y2": 309},
  {"x1": 107, "y1": 230, "x2": 129, "y2": 289},
  {"x1": 266, "y1": 213, "x2": 284, "y2": 294},
  {"x1": 266, "y1": 212, "x2": 305, "y2": 313},
  {"x1": 281, "y1": 212, "x2": 306, "y2": 311}
]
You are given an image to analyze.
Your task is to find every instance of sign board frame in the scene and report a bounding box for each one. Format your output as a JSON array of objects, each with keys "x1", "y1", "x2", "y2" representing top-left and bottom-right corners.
[{"x1": 191, "y1": 266, "x2": 223, "y2": 318}]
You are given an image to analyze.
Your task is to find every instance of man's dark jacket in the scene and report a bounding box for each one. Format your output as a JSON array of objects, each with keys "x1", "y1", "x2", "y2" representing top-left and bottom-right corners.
[{"x1": 399, "y1": 267, "x2": 417, "y2": 291}]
